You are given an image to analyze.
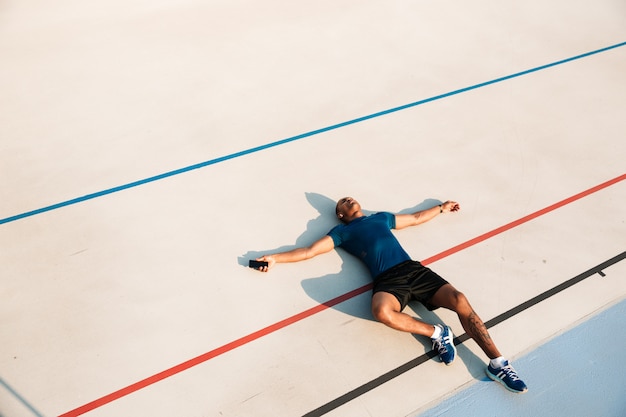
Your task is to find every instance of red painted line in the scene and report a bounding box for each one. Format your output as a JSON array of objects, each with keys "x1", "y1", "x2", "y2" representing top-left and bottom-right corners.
[
  {"x1": 58, "y1": 285, "x2": 373, "y2": 417},
  {"x1": 59, "y1": 173, "x2": 625, "y2": 417},
  {"x1": 421, "y1": 173, "x2": 626, "y2": 265}
]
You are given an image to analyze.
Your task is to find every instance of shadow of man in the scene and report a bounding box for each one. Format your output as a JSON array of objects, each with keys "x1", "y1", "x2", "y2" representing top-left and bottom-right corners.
[
  {"x1": 298, "y1": 192, "x2": 374, "y2": 320},
  {"x1": 241, "y1": 192, "x2": 486, "y2": 379}
]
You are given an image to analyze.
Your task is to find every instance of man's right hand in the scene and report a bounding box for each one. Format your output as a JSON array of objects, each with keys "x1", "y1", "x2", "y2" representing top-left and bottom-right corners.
[
  {"x1": 252, "y1": 236, "x2": 335, "y2": 272},
  {"x1": 255, "y1": 255, "x2": 275, "y2": 272}
]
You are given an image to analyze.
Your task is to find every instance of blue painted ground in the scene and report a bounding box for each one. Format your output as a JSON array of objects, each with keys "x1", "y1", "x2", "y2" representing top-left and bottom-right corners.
[{"x1": 417, "y1": 298, "x2": 626, "y2": 417}]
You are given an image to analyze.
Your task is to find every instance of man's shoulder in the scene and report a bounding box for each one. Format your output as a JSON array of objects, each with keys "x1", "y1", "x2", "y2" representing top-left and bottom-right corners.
[
  {"x1": 327, "y1": 222, "x2": 347, "y2": 236},
  {"x1": 328, "y1": 223, "x2": 343, "y2": 233},
  {"x1": 371, "y1": 211, "x2": 396, "y2": 228},
  {"x1": 372, "y1": 211, "x2": 393, "y2": 217},
  {"x1": 371, "y1": 211, "x2": 394, "y2": 221}
]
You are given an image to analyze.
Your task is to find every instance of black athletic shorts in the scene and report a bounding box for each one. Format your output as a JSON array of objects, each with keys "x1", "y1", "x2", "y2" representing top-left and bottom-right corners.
[{"x1": 373, "y1": 260, "x2": 449, "y2": 311}]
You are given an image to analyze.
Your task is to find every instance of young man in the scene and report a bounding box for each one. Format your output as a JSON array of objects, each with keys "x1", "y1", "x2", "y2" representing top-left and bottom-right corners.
[{"x1": 254, "y1": 197, "x2": 527, "y2": 393}]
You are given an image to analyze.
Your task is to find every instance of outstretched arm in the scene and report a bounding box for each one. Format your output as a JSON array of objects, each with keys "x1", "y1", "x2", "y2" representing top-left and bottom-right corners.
[
  {"x1": 254, "y1": 235, "x2": 335, "y2": 272},
  {"x1": 394, "y1": 200, "x2": 460, "y2": 230}
]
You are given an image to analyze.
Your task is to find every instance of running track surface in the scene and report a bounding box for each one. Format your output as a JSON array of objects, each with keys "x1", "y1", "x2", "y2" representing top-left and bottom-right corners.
[
  {"x1": 1, "y1": 2, "x2": 625, "y2": 416},
  {"x1": 58, "y1": 175, "x2": 626, "y2": 417}
]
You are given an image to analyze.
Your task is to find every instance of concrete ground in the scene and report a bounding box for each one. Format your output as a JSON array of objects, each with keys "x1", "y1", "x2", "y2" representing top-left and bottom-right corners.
[{"x1": 1, "y1": 1, "x2": 625, "y2": 416}]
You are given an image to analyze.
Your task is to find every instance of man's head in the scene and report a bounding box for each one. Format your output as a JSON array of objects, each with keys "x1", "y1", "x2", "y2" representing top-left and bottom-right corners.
[{"x1": 335, "y1": 197, "x2": 363, "y2": 224}]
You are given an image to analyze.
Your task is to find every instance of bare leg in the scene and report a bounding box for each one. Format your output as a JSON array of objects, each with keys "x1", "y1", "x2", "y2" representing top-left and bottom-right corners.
[
  {"x1": 371, "y1": 292, "x2": 435, "y2": 337},
  {"x1": 428, "y1": 284, "x2": 501, "y2": 359}
]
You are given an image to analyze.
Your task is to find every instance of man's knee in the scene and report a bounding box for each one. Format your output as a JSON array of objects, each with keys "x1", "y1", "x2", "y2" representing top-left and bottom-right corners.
[
  {"x1": 372, "y1": 303, "x2": 394, "y2": 325},
  {"x1": 371, "y1": 292, "x2": 401, "y2": 324},
  {"x1": 450, "y1": 289, "x2": 472, "y2": 313},
  {"x1": 433, "y1": 285, "x2": 472, "y2": 312}
]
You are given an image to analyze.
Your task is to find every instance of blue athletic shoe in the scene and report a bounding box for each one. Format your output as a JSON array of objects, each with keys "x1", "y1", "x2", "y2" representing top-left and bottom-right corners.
[
  {"x1": 486, "y1": 361, "x2": 528, "y2": 393},
  {"x1": 432, "y1": 325, "x2": 456, "y2": 365}
]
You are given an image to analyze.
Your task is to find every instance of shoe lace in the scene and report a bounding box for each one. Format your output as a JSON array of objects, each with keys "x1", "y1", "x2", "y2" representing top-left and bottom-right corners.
[
  {"x1": 433, "y1": 334, "x2": 452, "y2": 354},
  {"x1": 433, "y1": 340, "x2": 446, "y2": 354},
  {"x1": 500, "y1": 364, "x2": 521, "y2": 381}
]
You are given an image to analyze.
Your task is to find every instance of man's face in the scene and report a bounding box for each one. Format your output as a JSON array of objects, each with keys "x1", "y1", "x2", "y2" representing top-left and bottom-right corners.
[{"x1": 336, "y1": 197, "x2": 360, "y2": 221}]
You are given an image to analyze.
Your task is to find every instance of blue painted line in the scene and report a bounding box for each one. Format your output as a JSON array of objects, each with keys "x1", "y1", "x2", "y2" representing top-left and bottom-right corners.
[
  {"x1": 1, "y1": 41, "x2": 625, "y2": 226},
  {"x1": 0, "y1": 375, "x2": 47, "y2": 417}
]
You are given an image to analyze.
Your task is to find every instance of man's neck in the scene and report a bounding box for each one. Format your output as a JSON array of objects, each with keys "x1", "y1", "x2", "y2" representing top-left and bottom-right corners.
[{"x1": 344, "y1": 211, "x2": 365, "y2": 223}]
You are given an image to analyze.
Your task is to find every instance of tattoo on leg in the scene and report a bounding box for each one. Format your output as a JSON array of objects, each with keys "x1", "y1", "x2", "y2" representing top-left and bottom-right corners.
[{"x1": 467, "y1": 310, "x2": 492, "y2": 345}]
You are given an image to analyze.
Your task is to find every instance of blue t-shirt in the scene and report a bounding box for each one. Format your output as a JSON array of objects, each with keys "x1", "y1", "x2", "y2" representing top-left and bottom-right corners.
[{"x1": 327, "y1": 212, "x2": 411, "y2": 278}]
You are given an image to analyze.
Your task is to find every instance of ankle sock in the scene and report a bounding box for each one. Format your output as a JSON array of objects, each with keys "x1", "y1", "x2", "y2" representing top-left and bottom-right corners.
[
  {"x1": 490, "y1": 356, "x2": 507, "y2": 369},
  {"x1": 430, "y1": 324, "x2": 442, "y2": 339}
]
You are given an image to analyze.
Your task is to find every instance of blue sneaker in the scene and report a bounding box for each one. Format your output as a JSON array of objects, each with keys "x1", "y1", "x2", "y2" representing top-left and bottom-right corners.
[
  {"x1": 432, "y1": 325, "x2": 456, "y2": 365},
  {"x1": 486, "y1": 361, "x2": 528, "y2": 393}
]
